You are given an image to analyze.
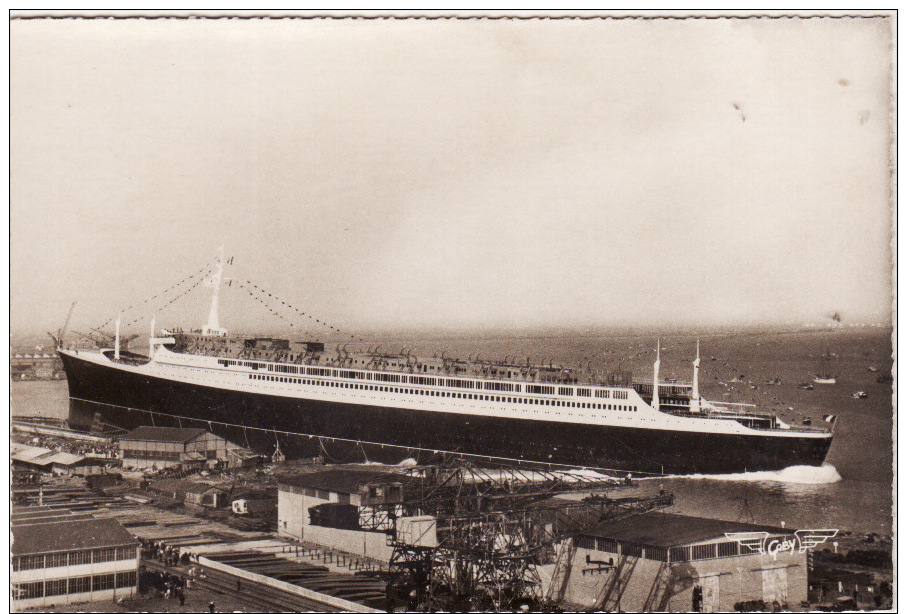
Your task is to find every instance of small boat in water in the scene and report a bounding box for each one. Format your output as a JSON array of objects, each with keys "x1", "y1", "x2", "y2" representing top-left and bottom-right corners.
[
  {"x1": 814, "y1": 347, "x2": 837, "y2": 385},
  {"x1": 798, "y1": 383, "x2": 815, "y2": 390},
  {"x1": 852, "y1": 391, "x2": 868, "y2": 399}
]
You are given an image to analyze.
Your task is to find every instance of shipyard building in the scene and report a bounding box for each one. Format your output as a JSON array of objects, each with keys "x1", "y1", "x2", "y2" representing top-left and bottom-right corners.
[
  {"x1": 11, "y1": 508, "x2": 140, "y2": 610},
  {"x1": 119, "y1": 426, "x2": 251, "y2": 469},
  {"x1": 566, "y1": 512, "x2": 808, "y2": 612},
  {"x1": 11, "y1": 442, "x2": 110, "y2": 476},
  {"x1": 278, "y1": 468, "x2": 418, "y2": 561},
  {"x1": 275, "y1": 467, "x2": 809, "y2": 611}
]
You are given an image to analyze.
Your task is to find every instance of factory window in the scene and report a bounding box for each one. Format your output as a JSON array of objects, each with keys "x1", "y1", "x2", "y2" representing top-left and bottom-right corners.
[
  {"x1": 716, "y1": 541, "x2": 739, "y2": 558},
  {"x1": 46, "y1": 552, "x2": 68, "y2": 568},
  {"x1": 94, "y1": 547, "x2": 115, "y2": 563},
  {"x1": 69, "y1": 576, "x2": 92, "y2": 594},
  {"x1": 12, "y1": 555, "x2": 42, "y2": 571},
  {"x1": 597, "y1": 537, "x2": 618, "y2": 553},
  {"x1": 558, "y1": 387, "x2": 574, "y2": 396},
  {"x1": 45, "y1": 579, "x2": 68, "y2": 596},
  {"x1": 116, "y1": 571, "x2": 137, "y2": 588},
  {"x1": 691, "y1": 544, "x2": 717, "y2": 561},
  {"x1": 670, "y1": 546, "x2": 691, "y2": 562},
  {"x1": 13, "y1": 581, "x2": 44, "y2": 599},
  {"x1": 595, "y1": 390, "x2": 610, "y2": 398},
  {"x1": 575, "y1": 535, "x2": 596, "y2": 550},
  {"x1": 645, "y1": 546, "x2": 668, "y2": 562},
  {"x1": 622, "y1": 543, "x2": 643, "y2": 558},
  {"x1": 117, "y1": 545, "x2": 136, "y2": 560},
  {"x1": 92, "y1": 573, "x2": 116, "y2": 591},
  {"x1": 577, "y1": 388, "x2": 591, "y2": 397},
  {"x1": 614, "y1": 390, "x2": 628, "y2": 400}
]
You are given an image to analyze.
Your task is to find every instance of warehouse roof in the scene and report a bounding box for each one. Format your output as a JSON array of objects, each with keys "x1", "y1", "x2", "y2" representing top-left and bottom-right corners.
[
  {"x1": 121, "y1": 426, "x2": 209, "y2": 443},
  {"x1": 279, "y1": 468, "x2": 410, "y2": 495},
  {"x1": 11, "y1": 445, "x2": 102, "y2": 468},
  {"x1": 585, "y1": 512, "x2": 795, "y2": 548},
  {"x1": 11, "y1": 443, "x2": 54, "y2": 462},
  {"x1": 186, "y1": 482, "x2": 228, "y2": 494},
  {"x1": 11, "y1": 508, "x2": 80, "y2": 524},
  {"x1": 12, "y1": 517, "x2": 138, "y2": 555}
]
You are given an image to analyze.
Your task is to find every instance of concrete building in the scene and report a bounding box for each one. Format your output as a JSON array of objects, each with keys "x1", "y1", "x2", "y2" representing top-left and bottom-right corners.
[
  {"x1": 11, "y1": 508, "x2": 140, "y2": 610},
  {"x1": 560, "y1": 512, "x2": 808, "y2": 612},
  {"x1": 278, "y1": 468, "x2": 414, "y2": 562},
  {"x1": 119, "y1": 426, "x2": 248, "y2": 469}
]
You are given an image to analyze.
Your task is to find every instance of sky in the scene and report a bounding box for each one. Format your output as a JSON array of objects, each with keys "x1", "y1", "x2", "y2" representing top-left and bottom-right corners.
[{"x1": 10, "y1": 16, "x2": 895, "y2": 339}]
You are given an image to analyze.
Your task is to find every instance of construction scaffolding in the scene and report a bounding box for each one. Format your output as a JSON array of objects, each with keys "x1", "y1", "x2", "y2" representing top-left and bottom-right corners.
[{"x1": 369, "y1": 459, "x2": 674, "y2": 612}]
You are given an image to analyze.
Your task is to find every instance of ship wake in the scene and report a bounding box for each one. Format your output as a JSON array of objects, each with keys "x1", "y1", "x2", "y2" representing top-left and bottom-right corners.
[{"x1": 677, "y1": 463, "x2": 842, "y2": 484}]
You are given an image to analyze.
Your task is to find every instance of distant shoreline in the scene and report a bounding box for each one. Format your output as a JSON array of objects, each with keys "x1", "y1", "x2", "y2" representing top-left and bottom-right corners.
[{"x1": 9, "y1": 322, "x2": 893, "y2": 348}]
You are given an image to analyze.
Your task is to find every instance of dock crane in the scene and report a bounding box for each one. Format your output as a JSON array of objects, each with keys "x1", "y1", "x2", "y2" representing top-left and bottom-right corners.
[
  {"x1": 46, "y1": 301, "x2": 76, "y2": 348},
  {"x1": 375, "y1": 458, "x2": 674, "y2": 612}
]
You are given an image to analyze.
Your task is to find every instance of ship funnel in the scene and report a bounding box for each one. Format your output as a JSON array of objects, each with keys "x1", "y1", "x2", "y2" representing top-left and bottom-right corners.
[
  {"x1": 114, "y1": 313, "x2": 121, "y2": 361},
  {"x1": 652, "y1": 338, "x2": 661, "y2": 411},
  {"x1": 690, "y1": 338, "x2": 701, "y2": 413}
]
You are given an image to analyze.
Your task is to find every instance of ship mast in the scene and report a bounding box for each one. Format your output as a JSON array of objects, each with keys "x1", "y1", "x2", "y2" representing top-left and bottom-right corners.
[
  {"x1": 651, "y1": 338, "x2": 661, "y2": 411},
  {"x1": 202, "y1": 246, "x2": 228, "y2": 337},
  {"x1": 690, "y1": 338, "x2": 701, "y2": 413},
  {"x1": 114, "y1": 313, "x2": 121, "y2": 360},
  {"x1": 149, "y1": 315, "x2": 156, "y2": 358}
]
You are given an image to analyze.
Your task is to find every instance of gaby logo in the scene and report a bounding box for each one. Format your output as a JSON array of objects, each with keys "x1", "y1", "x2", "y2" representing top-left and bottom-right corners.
[{"x1": 724, "y1": 529, "x2": 838, "y2": 560}]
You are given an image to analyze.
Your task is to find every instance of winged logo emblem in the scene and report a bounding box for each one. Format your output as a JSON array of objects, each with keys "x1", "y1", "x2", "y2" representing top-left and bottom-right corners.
[{"x1": 725, "y1": 529, "x2": 837, "y2": 560}]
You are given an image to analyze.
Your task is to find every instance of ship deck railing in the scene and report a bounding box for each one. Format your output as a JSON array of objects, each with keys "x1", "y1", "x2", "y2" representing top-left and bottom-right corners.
[
  {"x1": 174, "y1": 348, "x2": 645, "y2": 388},
  {"x1": 663, "y1": 407, "x2": 831, "y2": 434}
]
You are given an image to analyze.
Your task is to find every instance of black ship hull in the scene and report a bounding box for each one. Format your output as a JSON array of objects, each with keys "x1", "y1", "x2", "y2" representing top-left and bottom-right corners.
[{"x1": 60, "y1": 351, "x2": 832, "y2": 475}]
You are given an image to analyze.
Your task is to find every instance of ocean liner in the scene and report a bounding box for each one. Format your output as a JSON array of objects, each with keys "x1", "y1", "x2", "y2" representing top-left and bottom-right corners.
[{"x1": 58, "y1": 251, "x2": 834, "y2": 475}]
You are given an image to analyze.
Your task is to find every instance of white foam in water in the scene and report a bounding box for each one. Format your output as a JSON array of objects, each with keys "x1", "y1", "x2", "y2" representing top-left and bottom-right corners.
[
  {"x1": 362, "y1": 458, "x2": 418, "y2": 467},
  {"x1": 679, "y1": 463, "x2": 842, "y2": 484}
]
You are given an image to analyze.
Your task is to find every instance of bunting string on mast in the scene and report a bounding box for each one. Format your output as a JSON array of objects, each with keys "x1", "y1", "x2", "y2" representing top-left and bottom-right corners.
[
  {"x1": 96, "y1": 259, "x2": 216, "y2": 331},
  {"x1": 233, "y1": 278, "x2": 365, "y2": 342}
]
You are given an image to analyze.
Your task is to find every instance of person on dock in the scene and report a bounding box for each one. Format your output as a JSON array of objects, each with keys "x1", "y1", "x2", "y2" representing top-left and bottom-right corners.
[{"x1": 209, "y1": 600, "x2": 215, "y2": 613}]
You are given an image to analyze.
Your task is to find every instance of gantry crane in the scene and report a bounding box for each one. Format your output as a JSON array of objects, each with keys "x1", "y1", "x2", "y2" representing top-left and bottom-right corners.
[{"x1": 366, "y1": 458, "x2": 673, "y2": 612}]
